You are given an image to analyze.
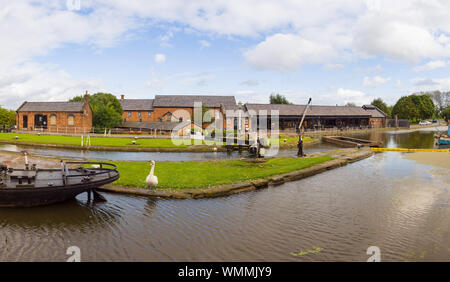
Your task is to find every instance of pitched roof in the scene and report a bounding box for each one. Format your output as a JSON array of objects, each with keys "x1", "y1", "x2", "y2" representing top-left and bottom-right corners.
[
  {"x1": 121, "y1": 121, "x2": 192, "y2": 130},
  {"x1": 16, "y1": 101, "x2": 85, "y2": 112},
  {"x1": 362, "y1": 105, "x2": 387, "y2": 118},
  {"x1": 245, "y1": 104, "x2": 372, "y2": 117},
  {"x1": 120, "y1": 99, "x2": 154, "y2": 111},
  {"x1": 153, "y1": 95, "x2": 236, "y2": 108}
]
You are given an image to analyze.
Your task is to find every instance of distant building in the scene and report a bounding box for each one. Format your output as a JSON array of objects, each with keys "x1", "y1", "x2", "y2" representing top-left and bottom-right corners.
[
  {"x1": 16, "y1": 94, "x2": 92, "y2": 133},
  {"x1": 362, "y1": 105, "x2": 387, "y2": 128},
  {"x1": 119, "y1": 94, "x2": 250, "y2": 133},
  {"x1": 244, "y1": 104, "x2": 378, "y2": 131}
]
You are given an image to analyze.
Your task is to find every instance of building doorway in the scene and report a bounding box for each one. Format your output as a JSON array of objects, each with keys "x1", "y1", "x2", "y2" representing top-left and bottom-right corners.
[
  {"x1": 34, "y1": 114, "x2": 47, "y2": 129},
  {"x1": 23, "y1": 115, "x2": 28, "y2": 129}
]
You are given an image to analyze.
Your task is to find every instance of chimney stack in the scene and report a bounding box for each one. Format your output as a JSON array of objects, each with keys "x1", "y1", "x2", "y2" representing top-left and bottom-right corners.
[
  {"x1": 84, "y1": 90, "x2": 89, "y2": 104},
  {"x1": 121, "y1": 94, "x2": 125, "y2": 100}
]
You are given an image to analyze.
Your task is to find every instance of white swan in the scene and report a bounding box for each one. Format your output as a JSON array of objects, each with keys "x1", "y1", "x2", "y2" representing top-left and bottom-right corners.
[{"x1": 146, "y1": 160, "x2": 158, "y2": 187}]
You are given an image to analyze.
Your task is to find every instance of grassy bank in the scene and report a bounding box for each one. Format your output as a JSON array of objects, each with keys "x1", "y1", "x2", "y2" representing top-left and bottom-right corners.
[
  {"x1": 0, "y1": 133, "x2": 197, "y2": 148},
  {"x1": 0, "y1": 132, "x2": 314, "y2": 149},
  {"x1": 105, "y1": 156, "x2": 333, "y2": 190},
  {"x1": 273, "y1": 134, "x2": 313, "y2": 148}
]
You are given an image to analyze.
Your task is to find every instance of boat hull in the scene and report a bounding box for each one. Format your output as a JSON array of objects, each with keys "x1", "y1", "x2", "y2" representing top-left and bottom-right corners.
[
  {"x1": 322, "y1": 136, "x2": 382, "y2": 148},
  {"x1": 437, "y1": 138, "x2": 450, "y2": 145},
  {"x1": 0, "y1": 162, "x2": 119, "y2": 207},
  {"x1": 0, "y1": 175, "x2": 119, "y2": 207}
]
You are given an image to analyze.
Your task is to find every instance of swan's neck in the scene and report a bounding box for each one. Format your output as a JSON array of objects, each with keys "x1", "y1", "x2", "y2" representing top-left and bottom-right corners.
[{"x1": 150, "y1": 163, "x2": 155, "y2": 176}]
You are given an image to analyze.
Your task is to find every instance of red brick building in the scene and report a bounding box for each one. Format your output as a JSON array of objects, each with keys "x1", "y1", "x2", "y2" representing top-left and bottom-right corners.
[
  {"x1": 362, "y1": 105, "x2": 387, "y2": 128},
  {"x1": 119, "y1": 94, "x2": 249, "y2": 133},
  {"x1": 16, "y1": 94, "x2": 93, "y2": 134}
]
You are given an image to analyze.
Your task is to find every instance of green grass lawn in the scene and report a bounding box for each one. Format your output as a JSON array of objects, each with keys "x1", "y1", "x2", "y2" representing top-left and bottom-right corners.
[
  {"x1": 106, "y1": 156, "x2": 333, "y2": 190},
  {"x1": 0, "y1": 133, "x2": 199, "y2": 148},
  {"x1": 272, "y1": 134, "x2": 313, "y2": 147},
  {"x1": 0, "y1": 132, "x2": 314, "y2": 149}
]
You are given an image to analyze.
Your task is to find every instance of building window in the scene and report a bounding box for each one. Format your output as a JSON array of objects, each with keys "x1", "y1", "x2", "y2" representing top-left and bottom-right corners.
[
  {"x1": 245, "y1": 118, "x2": 249, "y2": 125},
  {"x1": 138, "y1": 112, "x2": 142, "y2": 118},
  {"x1": 50, "y1": 114, "x2": 57, "y2": 125},
  {"x1": 128, "y1": 112, "x2": 131, "y2": 117},
  {"x1": 148, "y1": 112, "x2": 152, "y2": 117},
  {"x1": 68, "y1": 114, "x2": 75, "y2": 126}
]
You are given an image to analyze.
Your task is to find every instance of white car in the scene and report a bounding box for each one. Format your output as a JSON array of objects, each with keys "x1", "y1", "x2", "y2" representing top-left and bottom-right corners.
[{"x1": 419, "y1": 120, "x2": 431, "y2": 125}]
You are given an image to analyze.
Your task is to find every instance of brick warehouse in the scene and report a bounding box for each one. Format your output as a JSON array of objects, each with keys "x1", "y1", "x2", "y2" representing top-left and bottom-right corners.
[
  {"x1": 16, "y1": 93, "x2": 93, "y2": 134},
  {"x1": 119, "y1": 94, "x2": 251, "y2": 133}
]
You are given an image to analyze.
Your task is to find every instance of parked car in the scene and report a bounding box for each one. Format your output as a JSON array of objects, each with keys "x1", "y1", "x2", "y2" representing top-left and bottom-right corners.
[
  {"x1": 432, "y1": 119, "x2": 437, "y2": 123},
  {"x1": 419, "y1": 120, "x2": 431, "y2": 125}
]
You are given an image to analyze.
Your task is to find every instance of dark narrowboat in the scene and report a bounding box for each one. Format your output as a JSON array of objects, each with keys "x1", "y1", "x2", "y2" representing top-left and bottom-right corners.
[{"x1": 0, "y1": 161, "x2": 119, "y2": 207}]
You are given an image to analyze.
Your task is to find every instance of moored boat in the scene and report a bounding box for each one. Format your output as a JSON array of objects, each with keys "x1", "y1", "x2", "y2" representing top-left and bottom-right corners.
[
  {"x1": 435, "y1": 125, "x2": 450, "y2": 145},
  {"x1": 0, "y1": 161, "x2": 119, "y2": 207},
  {"x1": 322, "y1": 136, "x2": 382, "y2": 148}
]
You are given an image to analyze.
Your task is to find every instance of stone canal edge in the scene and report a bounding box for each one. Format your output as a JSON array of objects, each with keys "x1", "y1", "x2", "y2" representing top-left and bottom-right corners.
[{"x1": 98, "y1": 147, "x2": 374, "y2": 199}]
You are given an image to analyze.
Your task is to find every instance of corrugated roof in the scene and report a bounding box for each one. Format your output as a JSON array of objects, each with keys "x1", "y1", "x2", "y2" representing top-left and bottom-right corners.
[
  {"x1": 362, "y1": 105, "x2": 387, "y2": 118},
  {"x1": 153, "y1": 95, "x2": 236, "y2": 108},
  {"x1": 119, "y1": 99, "x2": 154, "y2": 111},
  {"x1": 17, "y1": 101, "x2": 85, "y2": 112},
  {"x1": 121, "y1": 121, "x2": 191, "y2": 130},
  {"x1": 245, "y1": 104, "x2": 372, "y2": 117}
]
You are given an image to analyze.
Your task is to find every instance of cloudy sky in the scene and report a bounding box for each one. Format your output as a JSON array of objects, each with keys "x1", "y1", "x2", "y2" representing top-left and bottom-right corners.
[{"x1": 1, "y1": 0, "x2": 450, "y2": 109}]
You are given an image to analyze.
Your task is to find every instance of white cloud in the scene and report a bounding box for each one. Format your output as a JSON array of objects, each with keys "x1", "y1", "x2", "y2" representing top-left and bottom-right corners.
[
  {"x1": 240, "y1": 79, "x2": 259, "y2": 86},
  {"x1": 0, "y1": 63, "x2": 103, "y2": 109},
  {"x1": 413, "y1": 60, "x2": 447, "y2": 71},
  {"x1": 243, "y1": 33, "x2": 335, "y2": 71},
  {"x1": 178, "y1": 72, "x2": 215, "y2": 87},
  {"x1": 363, "y1": 75, "x2": 391, "y2": 87},
  {"x1": 3, "y1": 0, "x2": 450, "y2": 105},
  {"x1": 324, "y1": 64, "x2": 344, "y2": 70},
  {"x1": 411, "y1": 77, "x2": 450, "y2": 92},
  {"x1": 199, "y1": 40, "x2": 211, "y2": 48},
  {"x1": 154, "y1": 54, "x2": 166, "y2": 64},
  {"x1": 336, "y1": 88, "x2": 372, "y2": 105}
]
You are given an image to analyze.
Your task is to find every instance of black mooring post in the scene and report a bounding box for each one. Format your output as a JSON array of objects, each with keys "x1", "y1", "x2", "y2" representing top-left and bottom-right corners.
[{"x1": 87, "y1": 189, "x2": 91, "y2": 202}]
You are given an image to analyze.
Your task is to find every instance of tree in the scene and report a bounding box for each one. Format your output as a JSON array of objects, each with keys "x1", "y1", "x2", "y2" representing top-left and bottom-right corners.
[
  {"x1": 345, "y1": 102, "x2": 356, "y2": 107},
  {"x1": 270, "y1": 93, "x2": 292, "y2": 104},
  {"x1": 424, "y1": 91, "x2": 450, "y2": 116},
  {"x1": 410, "y1": 94, "x2": 435, "y2": 120},
  {"x1": 0, "y1": 107, "x2": 16, "y2": 128},
  {"x1": 370, "y1": 98, "x2": 389, "y2": 115},
  {"x1": 442, "y1": 106, "x2": 450, "y2": 122},
  {"x1": 392, "y1": 96, "x2": 419, "y2": 120},
  {"x1": 70, "y1": 93, "x2": 123, "y2": 129}
]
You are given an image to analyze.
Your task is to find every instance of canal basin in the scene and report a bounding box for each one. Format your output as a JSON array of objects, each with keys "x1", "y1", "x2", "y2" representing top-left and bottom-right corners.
[{"x1": 0, "y1": 128, "x2": 448, "y2": 261}]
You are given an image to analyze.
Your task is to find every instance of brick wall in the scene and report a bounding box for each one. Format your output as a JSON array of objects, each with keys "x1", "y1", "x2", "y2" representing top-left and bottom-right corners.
[{"x1": 17, "y1": 104, "x2": 92, "y2": 133}]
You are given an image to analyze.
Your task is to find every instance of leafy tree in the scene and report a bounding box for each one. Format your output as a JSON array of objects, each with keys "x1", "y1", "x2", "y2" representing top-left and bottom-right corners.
[
  {"x1": 345, "y1": 102, "x2": 356, "y2": 107},
  {"x1": 70, "y1": 93, "x2": 123, "y2": 129},
  {"x1": 410, "y1": 94, "x2": 435, "y2": 120},
  {"x1": 442, "y1": 106, "x2": 450, "y2": 122},
  {"x1": 392, "y1": 96, "x2": 420, "y2": 120},
  {"x1": 0, "y1": 106, "x2": 16, "y2": 128},
  {"x1": 386, "y1": 105, "x2": 394, "y2": 118},
  {"x1": 270, "y1": 93, "x2": 292, "y2": 104},
  {"x1": 370, "y1": 98, "x2": 389, "y2": 115},
  {"x1": 423, "y1": 91, "x2": 450, "y2": 116}
]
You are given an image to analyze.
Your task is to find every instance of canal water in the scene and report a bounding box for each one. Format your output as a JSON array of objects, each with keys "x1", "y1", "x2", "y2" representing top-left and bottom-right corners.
[
  {"x1": 0, "y1": 142, "x2": 338, "y2": 161},
  {"x1": 0, "y1": 128, "x2": 448, "y2": 261}
]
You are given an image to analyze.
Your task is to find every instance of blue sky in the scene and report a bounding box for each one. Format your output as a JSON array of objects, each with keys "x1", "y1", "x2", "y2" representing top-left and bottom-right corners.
[{"x1": 1, "y1": 0, "x2": 450, "y2": 109}]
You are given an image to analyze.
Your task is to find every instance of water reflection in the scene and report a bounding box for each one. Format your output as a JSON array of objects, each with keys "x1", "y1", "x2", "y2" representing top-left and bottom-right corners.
[
  {"x1": 0, "y1": 129, "x2": 448, "y2": 261},
  {"x1": 0, "y1": 142, "x2": 337, "y2": 161}
]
